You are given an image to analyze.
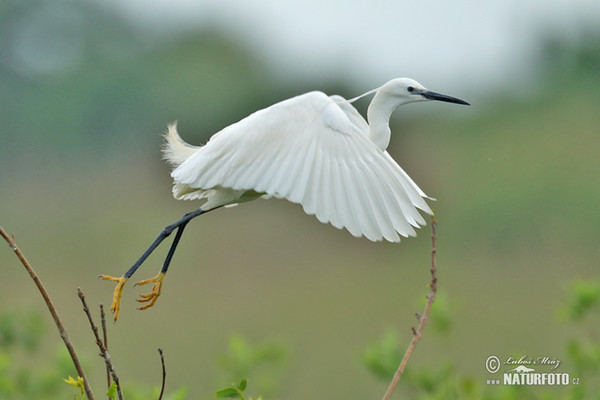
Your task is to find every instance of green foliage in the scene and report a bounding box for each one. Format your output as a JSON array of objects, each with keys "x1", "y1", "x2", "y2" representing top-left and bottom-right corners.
[
  {"x1": 0, "y1": 309, "x2": 190, "y2": 400},
  {"x1": 428, "y1": 291, "x2": 453, "y2": 335},
  {"x1": 106, "y1": 382, "x2": 117, "y2": 399},
  {"x1": 0, "y1": 311, "x2": 77, "y2": 399},
  {"x1": 538, "y1": 27, "x2": 600, "y2": 89},
  {"x1": 64, "y1": 374, "x2": 188, "y2": 400},
  {"x1": 216, "y1": 379, "x2": 255, "y2": 400},
  {"x1": 121, "y1": 385, "x2": 187, "y2": 400},
  {"x1": 562, "y1": 279, "x2": 600, "y2": 321},
  {"x1": 63, "y1": 375, "x2": 85, "y2": 399},
  {"x1": 362, "y1": 281, "x2": 600, "y2": 399},
  {"x1": 0, "y1": 312, "x2": 44, "y2": 351},
  {"x1": 216, "y1": 378, "x2": 264, "y2": 400},
  {"x1": 361, "y1": 330, "x2": 404, "y2": 381},
  {"x1": 566, "y1": 339, "x2": 600, "y2": 376},
  {"x1": 217, "y1": 334, "x2": 287, "y2": 398},
  {"x1": 361, "y1": 290, "x2": 453, "y2": 381}
]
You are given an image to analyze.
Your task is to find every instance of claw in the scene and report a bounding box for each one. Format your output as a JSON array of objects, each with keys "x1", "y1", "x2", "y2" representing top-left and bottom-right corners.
[
  {"x1": 98, "y1": 275, "x2": 129, "y2": 321},
  {"x1": 134, "y1": 272, "x2": 165, "y2": 310}
]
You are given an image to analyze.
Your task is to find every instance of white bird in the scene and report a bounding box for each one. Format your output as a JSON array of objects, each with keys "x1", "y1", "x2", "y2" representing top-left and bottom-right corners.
[{"x1": 100, "y1": 77, "x2": 469, "y2": 320}]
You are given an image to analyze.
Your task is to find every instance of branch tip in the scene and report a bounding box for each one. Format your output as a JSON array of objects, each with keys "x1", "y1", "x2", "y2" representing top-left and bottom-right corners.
[{"x1": 158, "y1": 347, "x2": 167, "y2": 400}]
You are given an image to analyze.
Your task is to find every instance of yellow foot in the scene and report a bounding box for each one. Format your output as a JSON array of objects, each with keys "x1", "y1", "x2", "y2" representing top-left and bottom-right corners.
[
  {"x1": 98, "y1": 275, "x2": 129, "y2": 321},
  {"x1": 134, "y1": 272, "x2": 165, "y2": 310}
]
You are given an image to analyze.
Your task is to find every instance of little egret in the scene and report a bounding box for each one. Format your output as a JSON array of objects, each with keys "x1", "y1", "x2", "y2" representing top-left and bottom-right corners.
[{"x1": 100, "y1": 78, "x2": 469, "y2": 320}]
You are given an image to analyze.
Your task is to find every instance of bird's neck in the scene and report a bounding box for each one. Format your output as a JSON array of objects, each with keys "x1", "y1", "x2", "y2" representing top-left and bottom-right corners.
[{"x1": 367, "y1": 92, "x2": 398, "y2": 151}]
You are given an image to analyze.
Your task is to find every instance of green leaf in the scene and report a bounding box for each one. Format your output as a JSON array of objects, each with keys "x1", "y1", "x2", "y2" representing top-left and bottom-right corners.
[
  {"x1": 361, "y1": 330, "x2": 403, "y2": 380},
  {"x1": 166, "y1": 386, "x2": 188, "y2": 400},
  {"x1": 565, "y1": 280, "x2": 600, "y2": 320},
  {"x1": 215, "y1": 387, "x2": 242, "y2": 399},
  {"x1": 238, "y1": 379, "x2": 247, "y2": 391},
  {"x1": 106, "y1": 382, "x2": 117, "y2": 399},
  {"x1": 63, "y1": 375, "x2": 85, "y2": 400},
  {"x1": 63, "y1": 375, "x2": 82, "y2": 388}
]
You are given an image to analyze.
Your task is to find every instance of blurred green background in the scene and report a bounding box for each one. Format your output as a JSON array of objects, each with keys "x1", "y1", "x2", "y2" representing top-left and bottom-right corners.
[{"x1": 1, "y1": 0, "x2": 599, "y2": 399}]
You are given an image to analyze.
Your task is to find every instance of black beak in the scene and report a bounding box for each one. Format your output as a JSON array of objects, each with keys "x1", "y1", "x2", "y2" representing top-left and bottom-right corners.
[{"x1": 421, "y1": 90, "x2": 470, "y2": 105}]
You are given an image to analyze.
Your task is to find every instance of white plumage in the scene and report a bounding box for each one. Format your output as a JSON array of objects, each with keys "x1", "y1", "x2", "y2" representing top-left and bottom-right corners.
[{"x1": 163, "y1": 78, "x2": 469, "y2": 243}]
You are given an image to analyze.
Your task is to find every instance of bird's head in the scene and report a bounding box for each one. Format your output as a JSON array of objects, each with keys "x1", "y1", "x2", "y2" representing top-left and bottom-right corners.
[{"x1": 379, "y1": 78, "x2": 470, "y2": 106}]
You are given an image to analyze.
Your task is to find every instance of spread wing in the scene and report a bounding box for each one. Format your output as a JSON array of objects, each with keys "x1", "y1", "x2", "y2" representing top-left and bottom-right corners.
[{"x1": 168, "y1": 91, "x2": 432, "y2": 242}]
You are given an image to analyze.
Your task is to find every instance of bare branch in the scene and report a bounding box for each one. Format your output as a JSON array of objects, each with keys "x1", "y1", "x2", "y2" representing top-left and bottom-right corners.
[
  {"x1": 158, "y1": 348, "x2": 166, "y2": 400},
  {"x1": 77, "y1": 288, "x2": 124, "y2": 400},
  {"x1": 0, "y1": 226, "x2": 95, "y2": 400},
  {"x1": 381, "y1": 218, "x2": 438, "y2": 400},
  {"x1": 100, "y1": 304, "x2": 112, "y2": 398}
]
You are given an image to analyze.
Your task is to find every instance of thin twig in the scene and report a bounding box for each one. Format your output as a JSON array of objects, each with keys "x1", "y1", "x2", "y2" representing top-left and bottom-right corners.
[
  {"x1": 381, "y1": 218, "x2": 438, "y2": 400},
  {"x1": 77, "y1": 288, "x2": 124, "y2": 400},
  {"x1": 0, "y1": 226, "x2": 95, "y2": 400},
  {"x1": 158, "y1": 348, "x2": 166, "y2": 400},
  {"x1": 100, "y1": 304, "x2": 112, "y2": 398}
]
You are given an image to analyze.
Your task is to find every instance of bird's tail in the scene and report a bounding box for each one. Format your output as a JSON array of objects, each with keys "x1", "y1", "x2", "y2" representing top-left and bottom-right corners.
[{"x1": 162, "y1": 122, "x2": 199, "y2": 167}]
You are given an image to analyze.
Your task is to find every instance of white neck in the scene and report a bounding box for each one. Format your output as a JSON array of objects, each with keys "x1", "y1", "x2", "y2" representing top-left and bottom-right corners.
[{"x1": 367, "y1": 91, "x2": 400, "y2": 151}]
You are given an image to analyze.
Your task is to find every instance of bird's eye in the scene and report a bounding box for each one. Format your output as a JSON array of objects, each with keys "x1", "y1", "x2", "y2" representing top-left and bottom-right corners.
[{"x1": 407, "y1": 86, "x2": 415, "y2": 93}]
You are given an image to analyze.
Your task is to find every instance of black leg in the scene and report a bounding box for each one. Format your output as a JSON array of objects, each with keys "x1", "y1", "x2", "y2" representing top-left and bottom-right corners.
[
  {"x1": 123, "y1": 208, "x2": 209, "y2": 279},
  {"x1": 101, "y1": 206, "x2": 218, "y2": 320},
  {"x1": 160, "y1": 220, "x2": 189, "y2": 274}
]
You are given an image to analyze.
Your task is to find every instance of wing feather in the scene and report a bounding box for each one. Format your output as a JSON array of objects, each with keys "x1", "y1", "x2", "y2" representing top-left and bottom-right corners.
[
  {"x1": 328, "y1": 157, "x2": 348, "y2": 231},
  {"x1": 370, "y1": 165, "x2": 416, "y2": 237},
  {"x1": 359, "y1": 160, "x2": 400, "y2": 242},
  {"x1": 302, "y1": 145, "x2": 324, "y2": 216},
  {"x1": 332, "y1": 132, "x2": 398, "y2": 241},
  {"x1": 342, "y1": 138, "x2": 391, "y2": 238},
  {"x1": 288, "y1": 138, "x2": 317, "y2": 204},
  {"x1": 364, "y1": 162, "x2": 407, "y2": 241},
  {"x1": 169, "y1": 91, "x2": 432, "y2": 242},
  {"x1": 317, "y1": 149, "x2": 334, "y2": 225},
  {"x1": 265, "y1": 145, "x2": 298, "y2": 196},
  {"x1": 376, "y1": 156, "x2": 428, "y2": 227},
  {"x1": 338, "y1": 161, "x2": 365, "y2": 238}
]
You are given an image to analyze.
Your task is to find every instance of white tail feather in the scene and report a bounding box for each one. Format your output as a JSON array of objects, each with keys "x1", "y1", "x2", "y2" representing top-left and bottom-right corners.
[{"x1": 162, "y1": 123, "x2": 199, "y2": 167}]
